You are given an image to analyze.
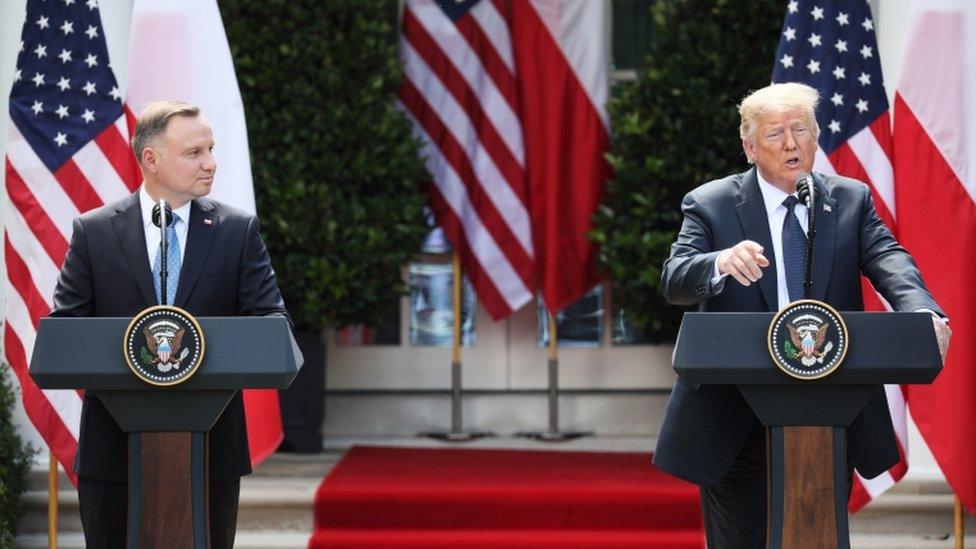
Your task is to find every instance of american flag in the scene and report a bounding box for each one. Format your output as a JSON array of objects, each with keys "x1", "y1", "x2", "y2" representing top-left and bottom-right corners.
[
  {"x1": 5, "y1": 0, "x2": 141, "y2": 483},
  {"x1": 399, "y1": 0, "x2": 535, "y2": 320},
  {"x1": 398, "y1": 0, "x2": 609, "y2": 320},
  {"x1": 772, "y1": 0, "x2": 903, "y2": 511}
]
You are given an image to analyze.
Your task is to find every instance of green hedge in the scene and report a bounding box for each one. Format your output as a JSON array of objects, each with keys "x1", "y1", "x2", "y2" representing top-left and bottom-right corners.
[
  {"x1": 221, "y1": 0, "x2": 429, "y2": 330},
  {"x1": 592, "y1": 0, "x2": 783, "y2": 342},
  {"x1": 0, "y1": 366, "x2": 35, "y2": 547}
]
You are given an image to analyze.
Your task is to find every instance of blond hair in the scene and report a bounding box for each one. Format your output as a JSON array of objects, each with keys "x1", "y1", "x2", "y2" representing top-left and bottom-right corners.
[
  {"x1": 131, "y1": 100, "x2": 201, "y2": 164},
  {"x1": 738, "y1": 83, "x2": 820, "y2": 142}
]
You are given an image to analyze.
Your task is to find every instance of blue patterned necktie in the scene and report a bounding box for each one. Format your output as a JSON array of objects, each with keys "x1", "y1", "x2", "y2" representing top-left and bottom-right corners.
[
  {"x1": 782, "y1": 195, "x2": 807, "y2": 303},
  {"x1": 152, "y1": 213, "x2": 182, "y2": 305}
]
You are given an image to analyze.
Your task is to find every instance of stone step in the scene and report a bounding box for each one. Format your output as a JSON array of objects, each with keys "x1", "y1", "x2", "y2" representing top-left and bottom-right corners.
[
  {"x1": 17, "y1": 452, "x2": 340, "y2": 536},
  {"x1": 851, "y1": 533, "x2": 975, "y2": 548},
  {"x1": 14, "y1": 530, "x2": 312, "y2": 549},
  {"x1": 15, "y1": 447, "x2": 975, "y2": 545},
  {"x1": 17, "y1": 488, "x2": 81, "y2": 535},
  {"x1": 15, "y1": 531, "x2": 975, "y2": 549},
  {"x1": 851, "y1": 491, "x2": 976, "y2": 535}
]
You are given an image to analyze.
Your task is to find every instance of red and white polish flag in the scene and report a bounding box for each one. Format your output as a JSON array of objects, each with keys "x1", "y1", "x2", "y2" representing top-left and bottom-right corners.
[
  {"x1": 126, "y1": 0, "x2": 282, "y2": 466},
  {"x1": 895, "y1": 0, "x2": 976, "y2": 513},
  {"x1": 511, "y1": 0, "x2": 611, "y2": 314}
]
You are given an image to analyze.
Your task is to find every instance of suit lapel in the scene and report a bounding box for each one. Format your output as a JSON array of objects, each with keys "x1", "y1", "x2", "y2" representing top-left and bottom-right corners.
[
  {"x1": 111, "y1": 193, "x2": 156, "y2": 306},
  {"x1": 174, "y1": 199, "x2": 218, "y2": 308},
  {"x1": 810, "y1": 174, "x2": 837, "y2": 301},
  {"x1": 734, "y1": 169, "x2": 778, "y2": 311}
]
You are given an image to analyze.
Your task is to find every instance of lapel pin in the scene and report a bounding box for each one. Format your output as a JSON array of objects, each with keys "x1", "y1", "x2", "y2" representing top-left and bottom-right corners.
[
  {"x1": 203, "y1": 218, "x2": 213, "y2": 226},
  {"x1": 823, "y1": 204, "x2": 832, "y2": 213}
]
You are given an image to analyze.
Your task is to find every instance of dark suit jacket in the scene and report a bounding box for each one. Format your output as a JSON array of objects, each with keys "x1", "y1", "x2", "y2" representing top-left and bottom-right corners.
[
  {"x1": 653, "y1": 168, "x2": 942, "y2": 487},
  {"x1": 50, "y1": 192, "x2": 289, "y2": 482}
]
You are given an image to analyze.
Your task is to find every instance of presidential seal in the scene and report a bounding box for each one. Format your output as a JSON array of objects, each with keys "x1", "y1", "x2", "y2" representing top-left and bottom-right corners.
[
  {"x1": 767, "y1": 299, "x2": 848, "y2": 380},
  {"x1": 123, "y1": 305, "x2": 205, "y2": 386}
]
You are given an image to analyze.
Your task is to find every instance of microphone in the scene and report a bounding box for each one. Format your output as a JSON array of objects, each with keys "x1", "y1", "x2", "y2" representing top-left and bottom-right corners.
[
  {"x1": 794, "y1": 173, "x2": 816, "y2": 300},
  {"x1": 151, "y1": 202, "x2": 174, "y2": 228},
  {"x1": 152, "y1": 199, "x2": 171, "y2": 305},
  {"x1": 796, "y1": 173, "x2": 815, "y2": 209}
]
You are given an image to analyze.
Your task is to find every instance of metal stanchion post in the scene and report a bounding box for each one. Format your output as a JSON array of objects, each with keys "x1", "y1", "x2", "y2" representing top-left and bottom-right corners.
[
  {"x1": 516, "y1": 310, "x2": 592, "y2": 441},
  {"x1": 419, "y1": 252, "x2": 493, "y2": 442}
]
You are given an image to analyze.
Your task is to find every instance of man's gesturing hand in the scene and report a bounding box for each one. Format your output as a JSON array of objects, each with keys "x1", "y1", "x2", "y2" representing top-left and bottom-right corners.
[{"x1": 717, "y1": 240, "x2": 770, "y2": 287}]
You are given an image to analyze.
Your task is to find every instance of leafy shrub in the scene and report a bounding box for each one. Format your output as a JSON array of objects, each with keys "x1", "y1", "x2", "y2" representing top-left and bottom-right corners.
[
  {"x1": 592, "y1": 0, "x2": 783, "y2": 342},
  {"x1": 221, "y1": 0, "x2": 429, "y2": 329},
  {"x1": 0, "y1": 366, "x2": 36, "y2": 547}
]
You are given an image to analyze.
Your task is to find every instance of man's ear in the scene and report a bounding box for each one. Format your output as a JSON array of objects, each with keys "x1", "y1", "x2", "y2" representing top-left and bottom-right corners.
[
  {"x1": 742, "y1": 138, "x2": 756, "y2": 164},
  {"x1": 140, "y1": 147, "x2": 158, "y2": 173}
]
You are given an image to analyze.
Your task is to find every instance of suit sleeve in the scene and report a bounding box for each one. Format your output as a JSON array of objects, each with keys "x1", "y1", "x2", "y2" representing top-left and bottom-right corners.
[
  {"x1": 857, "y1": 184, "x2": 944, "y2": 316},
  {"x1": 50, "y1": 218, "x2": 94, "y2": 318},
  {"x1": 237, "y1": 215, "x2": 292, "y2": 325},
  {"x1": 661, "y1": 190, "x2": 722, "y2": 306}
]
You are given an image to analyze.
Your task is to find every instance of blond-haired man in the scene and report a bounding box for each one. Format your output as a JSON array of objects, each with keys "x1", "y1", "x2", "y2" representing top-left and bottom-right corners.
[
  {"x1": 654, "y1": 83, "x2": 949, "y2": 547},
  {"x1": 51, "y1": 100, "x2": 289, "y2": 548}
]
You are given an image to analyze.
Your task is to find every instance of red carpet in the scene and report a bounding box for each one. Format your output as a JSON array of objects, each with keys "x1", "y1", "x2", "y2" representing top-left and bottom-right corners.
[{"x1": 309, "y1": 446, "x2": 704, "y2": 548}]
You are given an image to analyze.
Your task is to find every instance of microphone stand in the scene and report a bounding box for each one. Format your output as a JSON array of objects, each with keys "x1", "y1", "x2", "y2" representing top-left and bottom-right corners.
[
  {"x1": 158, "y1": 199, "x2": 169, "y2": 306},
  {"x1": 802, "y1": 181, "x2": 816, "y2": 300}
]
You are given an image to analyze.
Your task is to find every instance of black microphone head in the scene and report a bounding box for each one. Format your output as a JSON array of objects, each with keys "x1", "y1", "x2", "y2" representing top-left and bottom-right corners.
[
  {"x1": 796, "y1": 173, "x2": 813, "y2": 206},
  {"x1": 151, "y1": 201, "x2": 174, "y2": 228}
]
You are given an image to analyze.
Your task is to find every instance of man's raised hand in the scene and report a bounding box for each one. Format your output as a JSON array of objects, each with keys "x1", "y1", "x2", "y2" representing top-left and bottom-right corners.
[{"x1": 717, "y1": 240, "x2": 770, "y2": 287}]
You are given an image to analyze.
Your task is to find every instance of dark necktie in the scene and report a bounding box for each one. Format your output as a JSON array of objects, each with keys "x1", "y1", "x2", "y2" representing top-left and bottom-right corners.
[{"x1": 782, "y1": 195, "x2": 807, "y2": 302}]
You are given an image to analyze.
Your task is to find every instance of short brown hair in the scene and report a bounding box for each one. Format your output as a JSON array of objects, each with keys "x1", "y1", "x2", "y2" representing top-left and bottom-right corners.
[{"x1": 131, "y1": 100, "x2": 201, "y2": 164}]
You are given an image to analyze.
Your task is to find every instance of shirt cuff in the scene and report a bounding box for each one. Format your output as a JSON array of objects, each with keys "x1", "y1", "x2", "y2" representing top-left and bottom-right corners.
[
  {"x1": 711, "y1": 257, "x2": 729, "y2": 293},
  {"x1": 915, "y1": 308, "x2": 948, "y2": 324}
]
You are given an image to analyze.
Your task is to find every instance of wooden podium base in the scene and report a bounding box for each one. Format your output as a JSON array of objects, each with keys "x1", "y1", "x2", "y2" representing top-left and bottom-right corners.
[
  {"x1": 767, "y1": 426, "x2": 849, "y2": 549},
  {"x1": 128, "y1": 432, "x2": 209, "y2": 548}
]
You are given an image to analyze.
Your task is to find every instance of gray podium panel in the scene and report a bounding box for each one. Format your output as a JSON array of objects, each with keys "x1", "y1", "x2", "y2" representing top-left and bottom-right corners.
[
  {"x1": 673, "y1": 311, "x2": 941, "y2": 387},
  {"x1": 30, "y1": 316, "x2": 302, "y2": 390}
]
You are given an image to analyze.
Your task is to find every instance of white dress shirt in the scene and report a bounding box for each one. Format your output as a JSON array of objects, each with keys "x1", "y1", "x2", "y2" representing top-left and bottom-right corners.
[
  {"x1": 139, "y1": 185, "x2": 191, "y2": 273},
  {"x1": 712, "y1": 171, "x2": 808, "y2": 310}
]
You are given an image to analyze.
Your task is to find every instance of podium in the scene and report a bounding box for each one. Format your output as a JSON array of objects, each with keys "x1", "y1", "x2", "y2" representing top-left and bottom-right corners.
[
  {"x1": 30, "y1": 316, "x2": 302, "y2": 548},
  {"x1": 673, "y1": 310, "x2": 942, "y2": 549}
]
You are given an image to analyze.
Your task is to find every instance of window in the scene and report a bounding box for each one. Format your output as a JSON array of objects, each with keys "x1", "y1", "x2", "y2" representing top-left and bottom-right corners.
[
  {"x1": 335, "y1": 305, "x2": 401, "y2": 346},
  {"x1": 537, "y1": 285, "x2": 604, "y2": 348},
  {"x1": 408, "y1": 262, "x2": 476, "y2": 347},
  {"x1": 611, "y1": 0, "x2": 655, "y2": 81}
]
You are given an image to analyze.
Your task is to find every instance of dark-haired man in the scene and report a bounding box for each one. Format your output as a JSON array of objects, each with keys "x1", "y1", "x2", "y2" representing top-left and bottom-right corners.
[{"x1": 51, "y1": 100, "x2": 289, "y2": 548}]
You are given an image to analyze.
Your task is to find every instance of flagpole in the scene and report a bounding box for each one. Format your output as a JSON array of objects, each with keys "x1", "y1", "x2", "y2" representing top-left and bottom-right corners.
[
  {"x1": 418, "y1": 251, "x2": 493, "y2": 442},
  {"x1": 48, "y1": 451, "x2": 57, "y2": 549},
  {"x1": 451, "y1": 250, "x2": 462, "y2": 433},
  {"x1": 955, "y1": 495, "x2": 964, "y2": 549},
  {"x1": 516, "y1": 307, "x2": 592, "y2": 442},
  {"x1": 546, "y1": 311, "x2": 559, "y2": 434}
]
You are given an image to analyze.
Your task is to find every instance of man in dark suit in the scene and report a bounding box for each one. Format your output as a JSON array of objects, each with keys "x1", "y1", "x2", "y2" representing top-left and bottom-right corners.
[
  {"x1": 50, "y1": 100, "x2": 289, "y2": 548},
  {"x1": 653, "y1": 82, "x2": 951, "y2": 548}
]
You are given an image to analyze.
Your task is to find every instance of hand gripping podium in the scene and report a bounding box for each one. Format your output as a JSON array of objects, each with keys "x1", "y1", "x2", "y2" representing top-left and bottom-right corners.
[
  {"x1": 29, "y1": 315, "x2": 302, "y2": 549},
  {"x1": 673, "y1": 308, "x2": 942, "y2": 549}
]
